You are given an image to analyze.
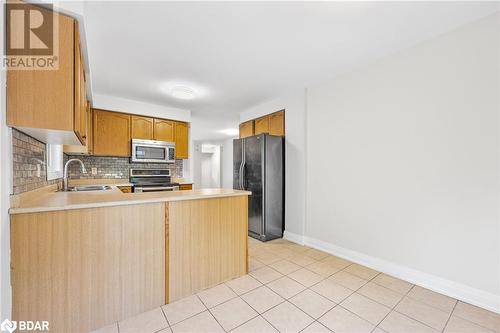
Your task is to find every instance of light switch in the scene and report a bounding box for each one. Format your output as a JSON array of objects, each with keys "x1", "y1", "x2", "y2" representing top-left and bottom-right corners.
[{"x1": 91, "y1": 167, "x2": 97, "y2": 175}]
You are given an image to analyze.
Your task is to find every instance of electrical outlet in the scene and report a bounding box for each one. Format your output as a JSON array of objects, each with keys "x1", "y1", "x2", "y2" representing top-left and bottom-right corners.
[{"x1": 91, "y1": 167, "x2": 97, "y2": 175}]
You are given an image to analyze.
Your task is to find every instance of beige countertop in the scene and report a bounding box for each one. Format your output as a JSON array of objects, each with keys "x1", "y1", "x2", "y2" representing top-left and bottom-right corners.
[{"x1": 10, "y1": 187, "x2": 251, "y2": 215}]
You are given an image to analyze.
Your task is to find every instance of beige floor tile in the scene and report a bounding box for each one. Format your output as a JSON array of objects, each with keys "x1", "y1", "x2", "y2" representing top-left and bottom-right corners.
[
  {"x1": 304, "y1": 248, "x2": 330, "y2": 260},
  {"x1": 249, "y1": 266, "x2": 283, "y2": 284},
  {"x1": 266, "y1": 276, "x2": 306, "y2": 299},
  {"x1": 301, "y1": 322, "x2": 333, "y2": 332},
  {"x1": 289, "y1": 289, "x2": 335, "y2": 319},
  {"x1": 157, "y1": 328, "x2": 172, "y2": 333},
  {"x1": 357, "y1": 282, "x2": 404, "y2": 308},
  {"x1": 343, "y1": 264, "x2": 379, "y2": 280},
  {"x1": 249, "y1": 257, "x2": 265, "y2": 272},
  {"x1": 254, "y1": 252, "x2": 283, "y2": 265},
  {"x1": 453, "y1": 301, "x2": 500, "y2": 333},
  {"x1": 226, "y1": 275, "x2": 262, "y2": 295},
  {"x1": 288, "y1": 268, "x2": 324, "y2": 287},
  {"x1": 269, "y1": 249, "x2": 296, "y2": 259},
  {"x1": 210, "y1": 297, "x2": 258, "y2": 331},
  {"x1": 119, "y1": 307, "x2": 168, "y2": 333},
  {"x1": 321, "y1": 256, "x2": 352, "y2": 269},
  {"x1": 262, "y1": 301, "x2": 314, "y2": 333},
  {"x1": 444, "y1": 315, "x2": 497, "y2": 333},
  {"x1": 318, "y1": 306, "x2": 374, "y2": 333},
  {"x1": 171, "y1": 311, "x2": 224, "y2": 333},
  {"x1": 241, "y1": 286, "x2": 285, "y2": 314},
  {"x1": 379, "y1": 311, "x2": 438, "y2": 333},
  {"x1": 288, "y1": 254, "x2": 317, "y2": 267},
  {"x1": 372, "y1": 274, "x2": 413, "y2": 294},
  {"x1": 341, "y1": 293, "x2": 391, "y2": 325},
  {"x1": 395, "y1": 296, "x2": 450, "y2": 331},
  {"x1": 162, "y1": 295, "x2": 207, "y2": 325},
  {"x1": 328, "y1": 271, "x2": 368, "y2": 290},
  {"x1": 373, "y1": 328, "x2": 388, "y2": 333},
  {"x1": 269, "y1": 260, "x2": 301, "y2": 275},
  {"x1": 286, "y1": 243, "x2": 310, "y2": 253},
  {"x1": 197, "y1": 284, "x2": 237, "y2": 308},
  {"x1": 231, "y1": 316, "x2": 278, "y2": 333},
  {"x1": 310, "y1": 279, "x2": 353, "y2": 303},
  {"x1": 90, "y1": 323, "x2": 118, "y2": 333},
  {"x1": 406, "y1": 286, "x2": 456, "y2": 313},
  {"x1": 306, "y1": 261, "x2": 342, "y2": 277}
]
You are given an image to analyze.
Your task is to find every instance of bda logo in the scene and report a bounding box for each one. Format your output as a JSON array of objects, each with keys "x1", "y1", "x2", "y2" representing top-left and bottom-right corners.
[{"x1": 0, "y1": 319, "x2": 17, "y2": 333}]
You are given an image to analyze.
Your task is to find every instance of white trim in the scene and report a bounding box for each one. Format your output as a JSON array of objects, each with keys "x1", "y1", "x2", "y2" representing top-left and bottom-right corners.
[
  {"x1": 283, "y1": 230, "x2": 305, "y2": 245},
  {"x1": 283, "y1": 231, "x2": 500, "y2": 314}
]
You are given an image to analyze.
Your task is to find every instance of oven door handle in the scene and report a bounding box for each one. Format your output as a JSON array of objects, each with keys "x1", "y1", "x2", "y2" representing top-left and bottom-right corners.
[{"x1": 135, "y1": 186, "x2": 178, "y2": 192}]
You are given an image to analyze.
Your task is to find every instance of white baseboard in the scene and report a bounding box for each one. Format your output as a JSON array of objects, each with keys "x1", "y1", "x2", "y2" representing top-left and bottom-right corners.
[
  {"x1": 283, "y1": 231, "x2": 500, "y2": 314},
  {"x1": 283, "y1": 230, "x2": 305, "y2": 245}
]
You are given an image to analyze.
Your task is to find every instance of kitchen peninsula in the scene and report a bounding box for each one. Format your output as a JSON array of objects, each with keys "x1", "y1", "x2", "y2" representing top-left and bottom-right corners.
[{"x1": 10, "y1": 187, "x2": 250, "y2": 333}]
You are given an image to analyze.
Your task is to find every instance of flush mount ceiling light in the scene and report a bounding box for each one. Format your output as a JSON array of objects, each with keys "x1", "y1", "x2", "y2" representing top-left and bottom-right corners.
[
  {"x1": 170, "y1": 86, "x2": 195, "y2": 100},
  {"x1": 219, "y1": 128, "x2": 239, "y2": 136}
]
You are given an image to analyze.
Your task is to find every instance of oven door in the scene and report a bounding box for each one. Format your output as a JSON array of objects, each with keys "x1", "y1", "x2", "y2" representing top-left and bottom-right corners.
[{"x1": 132, "y1": 143, "x2": 170, "y2": 163}]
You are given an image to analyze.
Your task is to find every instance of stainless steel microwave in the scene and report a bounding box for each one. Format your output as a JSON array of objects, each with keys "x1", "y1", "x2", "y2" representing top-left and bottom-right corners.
[{"x1": 131, "y1": 139, "x2": 175, "y2": 163}]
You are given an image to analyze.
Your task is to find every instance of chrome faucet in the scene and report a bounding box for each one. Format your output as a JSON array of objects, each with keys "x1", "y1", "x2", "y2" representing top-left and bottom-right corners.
[{"x1": 63, "y1": 159, "x2": 87, "y2": 191}]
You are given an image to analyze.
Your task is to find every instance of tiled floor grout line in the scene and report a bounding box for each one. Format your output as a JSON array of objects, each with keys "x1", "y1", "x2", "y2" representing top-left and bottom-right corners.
[
  {"x1": 235, "y1": 288, "x2": 284, "y2": 332},
  {"x1": 441, "y1": 300, "x2": 458, "y2": 333},
  {"x1": 372, "y1": 283, "x2": 415, "y2": 332}
]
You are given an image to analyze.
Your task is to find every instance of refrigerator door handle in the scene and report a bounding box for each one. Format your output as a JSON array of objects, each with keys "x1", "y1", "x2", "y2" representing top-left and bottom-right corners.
[
  {"x1": 238, "y1": 162, "x2": 244, "y2": 190},
  {"x1": 241, "y1": 161, "x2": 246, "y2": 190}
]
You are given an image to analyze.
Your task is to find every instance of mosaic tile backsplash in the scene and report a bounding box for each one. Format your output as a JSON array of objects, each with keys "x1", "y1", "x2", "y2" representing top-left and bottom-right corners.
[
  {"x1": 12, "y1": 129, "x2": 61, "y2": 194},
  {"x1": 64, "y1": 155, "x2": 183, "y2": 180}
]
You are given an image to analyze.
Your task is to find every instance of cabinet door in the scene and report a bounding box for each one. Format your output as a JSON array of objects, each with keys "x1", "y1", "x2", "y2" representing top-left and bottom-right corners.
[
  {"x1": 254, "y1": 116, "x2": 270, "y2": 135},
  {"x1": 154, "y1": 119, "x2": 174, "y2": 142},
  {"x1": 74, "y1": 22, "x2": 87, "y2": 145},
  {"x1": 7, "y1": 6, "x2": 75, "y2": 131},
  {"x1": 131, "y1": 116, "x2": 154, "y2": 140},
  {"x1": 239, "y1": 121, "x2": 254, "y2": 138},
  {"x1": 269, "y1": 111, "x2": 285, "y2": 136},
  {"x1": 93, "y1": 110, "x2": 131, "y2": 156},
  {"x1": 174, "y1": 122, "x2": 189, "y2": 159}
]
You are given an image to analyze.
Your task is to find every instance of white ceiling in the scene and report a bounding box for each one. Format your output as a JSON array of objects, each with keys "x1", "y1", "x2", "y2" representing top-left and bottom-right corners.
[{"x1": 82, "y1": 1, "x2": 498, "y2": 139}]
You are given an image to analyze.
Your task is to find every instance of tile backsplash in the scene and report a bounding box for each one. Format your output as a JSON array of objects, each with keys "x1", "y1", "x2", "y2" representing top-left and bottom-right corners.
[
  {"x1": 12, "y1": 129, "x2": 61, "y2": 194},
  {"x1": 64, "y1": 155, "x2": 183, "y2": 179}
]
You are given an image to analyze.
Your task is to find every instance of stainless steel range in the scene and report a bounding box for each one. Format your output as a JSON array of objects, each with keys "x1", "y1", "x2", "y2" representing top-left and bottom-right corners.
[{"x1": 130, "y1": 169, "x2": 180, "y2": 192}]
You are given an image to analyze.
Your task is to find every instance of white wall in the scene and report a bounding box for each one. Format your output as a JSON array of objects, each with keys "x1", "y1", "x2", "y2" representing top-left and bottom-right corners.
[
  {"x1": 192, "y1": 139, "x2": 234, "y2": 189},
  {"x1": 240, "y1": 89, "x2": 307, "y2": 237},
  {"x1": 305, "y1": 14, "x2": 499, "y2": 312},
  {"x1": 0, "y1": 0, "x2": 12, "y2": 320}
]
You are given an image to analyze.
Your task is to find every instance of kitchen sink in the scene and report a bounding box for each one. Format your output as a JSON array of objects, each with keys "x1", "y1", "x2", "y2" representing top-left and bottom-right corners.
[{"x1": 61, "y1": 185, "x2": 113, "y2": 192}]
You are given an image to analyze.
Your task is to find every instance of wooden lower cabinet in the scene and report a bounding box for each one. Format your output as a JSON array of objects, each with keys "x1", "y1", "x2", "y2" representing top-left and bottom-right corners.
[
  {"x1": 179, "y1": 184, "x2": 193, "y2": 191},
  {"x1": 11, "y1": 203, "x2": 165, "y2": 333},
  {"x1": 93, "y1": 109, "x2": 131, "y2": 156},
  {"x1": 10, "y1": 195, "x2": 249, "y2": 332},
  {"x1": 167, "y1": 196, "x2": 248, "y2": 301}
]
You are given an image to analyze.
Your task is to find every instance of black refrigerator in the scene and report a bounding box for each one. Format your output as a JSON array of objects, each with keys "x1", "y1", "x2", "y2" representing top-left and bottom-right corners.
[{"x1": 233, "y1": 133, "x2": 284, "y2": 241}]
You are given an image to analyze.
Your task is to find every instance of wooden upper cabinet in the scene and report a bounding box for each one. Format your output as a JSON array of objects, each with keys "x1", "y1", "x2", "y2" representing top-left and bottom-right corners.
[
  {"x1": 93, "y1": 110, "x2": 131, "y2": 157},
  {"x1": 131, "y1": 116, "x2": 154, "y2": 140},
  {"x1": 254, "y1": 116, "x2": 270, "y2": 135},
  {"x1": 74, "y1": 22, "x2": 87, "y2": 145},
  {"x1": 7, "y1": 5, "x2": 86, "y2": 144},
  {"x1": 269, "y1": 111, "x2": 285, "y2": 136},
  {"x1": 174, "y1": 122, "x2": 189, "y2": 159},
  {"x1": 154, "y1": 119, "x2": 174, "y2": 142},
  {"x1": 239, "y1": 121, "x2": 254, "y2": 138}
]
